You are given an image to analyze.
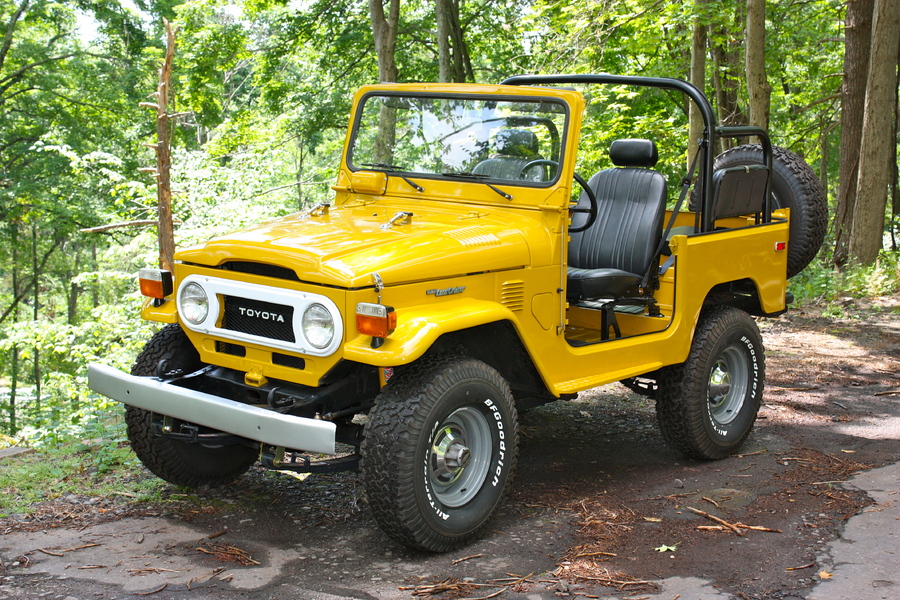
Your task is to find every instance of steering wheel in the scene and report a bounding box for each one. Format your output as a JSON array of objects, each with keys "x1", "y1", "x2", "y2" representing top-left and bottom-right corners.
[
  {"x1": 519, "y1": 159, "x2": 559, "y2": 181},
  {"x1": 568, "y1": 172, "x2": 597, "y2": 233}
]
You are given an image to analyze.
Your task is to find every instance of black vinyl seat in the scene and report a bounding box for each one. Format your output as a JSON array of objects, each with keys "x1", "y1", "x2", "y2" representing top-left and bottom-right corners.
[
  {"x1": 567, "y1": 138, "x2": 667, "y2": 339},
  {"x1": 472, "y1": 129, "x2": 542, "y2": 181}
]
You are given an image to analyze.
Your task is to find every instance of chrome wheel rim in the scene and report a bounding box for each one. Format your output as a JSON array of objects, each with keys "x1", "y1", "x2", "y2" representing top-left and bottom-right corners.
[
  {"x1": 707, "y1": 345, "x2": 749, "y2": 426},
  {"x1": 428, "y1": 406, "x2": 492, "y2": 507}
]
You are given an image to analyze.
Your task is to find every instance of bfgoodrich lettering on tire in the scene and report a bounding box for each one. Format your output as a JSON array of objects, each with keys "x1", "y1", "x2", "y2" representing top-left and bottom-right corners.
[
  {"x1": 125, "y1": 323, "x2": 258, "y2": 488},
  {"x1": 656, "y1": 306, "x2": 765, "y2": 460},
  {"x1": 360, "y1": 355, "x2": 518, "y2": 552}
]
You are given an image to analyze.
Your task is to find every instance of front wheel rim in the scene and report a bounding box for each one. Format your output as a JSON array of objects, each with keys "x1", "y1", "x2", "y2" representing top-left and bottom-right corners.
[
  {"x1": 707, "y1": 345, "x2": 750, "y2": 426},
  {"x1": 428, "y1": 406, "x2": 492, "y2": 508}
]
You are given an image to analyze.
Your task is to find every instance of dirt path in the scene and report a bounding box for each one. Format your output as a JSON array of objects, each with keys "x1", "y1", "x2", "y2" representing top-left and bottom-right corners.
[{"x1": 1, "y1": 299, "x2": 899, "y2": 599}]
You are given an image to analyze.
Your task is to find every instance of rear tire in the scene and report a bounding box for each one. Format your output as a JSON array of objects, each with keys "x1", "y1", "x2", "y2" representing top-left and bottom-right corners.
[
  {"x1": 656, "y1": 307, "x2": 765, "y2": 459},
  {"x1": 126, "y1": 324, "x2": 257, "y2": 488},
  {"x1": 360, "y1": 355, "x2": 518, "y2": 552}
]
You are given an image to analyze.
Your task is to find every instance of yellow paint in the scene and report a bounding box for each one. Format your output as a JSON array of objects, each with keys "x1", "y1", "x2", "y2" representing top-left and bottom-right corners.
[{"x1": 138, "y1": 82, "x2": 791, "y2": 400}]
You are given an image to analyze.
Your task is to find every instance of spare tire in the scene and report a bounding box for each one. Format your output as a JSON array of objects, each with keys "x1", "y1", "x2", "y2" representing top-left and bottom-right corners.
[{"x1": 710, "y1": 144, "x2": 828, "y2": 278}]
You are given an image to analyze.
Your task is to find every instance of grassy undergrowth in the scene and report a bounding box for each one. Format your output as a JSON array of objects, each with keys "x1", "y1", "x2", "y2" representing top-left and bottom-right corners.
[
  {"x1": 0, "y1": 433, "x2": 165, "y2": 516},
  {"x1": 788, "y1": 251, "x2": 900, "y2": 312}
]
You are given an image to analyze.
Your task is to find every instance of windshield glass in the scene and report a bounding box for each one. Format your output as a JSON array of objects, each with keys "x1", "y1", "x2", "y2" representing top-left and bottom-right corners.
[{"x1": 349, "y1": 93, "x2": 567, "y2": 185}]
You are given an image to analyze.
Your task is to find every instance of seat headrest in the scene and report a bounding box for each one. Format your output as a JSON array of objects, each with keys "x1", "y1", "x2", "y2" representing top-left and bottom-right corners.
[
  {"x1": 494, "y1": 129, "x2": 539, "y2": 157},
  {"x1": 609, "y1": 139, "x2": 659, "y2": 168}
]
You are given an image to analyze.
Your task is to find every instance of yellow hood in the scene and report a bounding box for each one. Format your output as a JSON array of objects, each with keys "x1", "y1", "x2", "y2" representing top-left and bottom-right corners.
[{"x1": 175, "y1": 201, "x2": 544, "y2": 288}]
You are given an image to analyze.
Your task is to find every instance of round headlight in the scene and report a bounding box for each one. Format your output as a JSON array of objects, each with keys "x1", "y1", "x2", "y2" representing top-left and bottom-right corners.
[
  {"x1": 180, "y1": 282, "x2": 209, "y2": 325},
  {"x1": 302, "y1": 303, "x2": 334, "y2": 349}
]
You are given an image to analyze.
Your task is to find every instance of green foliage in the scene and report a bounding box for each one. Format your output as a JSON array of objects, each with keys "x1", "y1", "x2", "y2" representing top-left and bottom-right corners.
[
  {"x1": 0, "y1": 439, "x2": 164, "y2": 515},
  {"x1": 789, "y1": 251, "x2": 900, "y2": 307}
]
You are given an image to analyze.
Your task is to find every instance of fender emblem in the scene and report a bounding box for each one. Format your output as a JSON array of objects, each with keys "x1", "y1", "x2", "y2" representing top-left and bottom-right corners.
[{"x1": 426, "y1": 286, "x2": 465, "y2": 297}]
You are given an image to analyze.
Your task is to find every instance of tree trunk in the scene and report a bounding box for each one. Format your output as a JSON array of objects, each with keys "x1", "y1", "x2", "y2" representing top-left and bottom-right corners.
[
  {"x1": 66, "y1": 242, "x2": 80, "y2": 325},
  {"x1": 436, "y1": 0, "x2": 470, "y2": 83},
  {"x1": 448, "y1": 0, "x2": 472, "y2": 82},
  {"x1": 31, "y1": 224, "x2": 40, "y2": 408},
  {"x1": 891, "y1": 38, "x2": 900, "y2": 250},
  {"x1": 154, "y1": 20, "x2": 178, "y2": 272},
  {"x1": 369, "y1": 0, "x2": 401, "y2": 163},
  {"x1": 710, "y1": 5, "x2": 748, "y2": 152},
  {"x1": 833, "y1": 0, "x2": 875, "y2": 266},
  {"x1": 369, "y1": 0, "x2": 400, "y2": 83},
  {"x1": 436, "y1": 0, "x2": 453, "y2": 82},
  {"x1": 745, "y1": 0, "x2": 771, "y2": 130},
  {"x1": 9, "y1": 223, "x2": 19, "y2": 433},
  {"x1": 688, "y1": 0, "x2": 708, "y2": 168},
  {"x1": 848, "y1": 0, "x2": 900, "y2": 265},
  {"x1": 91, "y1": 243, "x2": 98, "y2": 308}
]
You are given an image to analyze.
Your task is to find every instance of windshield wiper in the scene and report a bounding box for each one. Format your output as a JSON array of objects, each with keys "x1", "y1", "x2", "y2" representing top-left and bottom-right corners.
[
  {"x1": 442, "y1": 171, "x2": 489, "y2": 179},
  {"x1": 442, "y1": 172, "x2": 513, "y2": 200},
  {"x1": 361, "y1": 163, "x2": 423, "y2": 192}
]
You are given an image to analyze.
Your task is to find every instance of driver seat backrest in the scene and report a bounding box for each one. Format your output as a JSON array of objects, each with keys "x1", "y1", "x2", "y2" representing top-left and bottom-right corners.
[
  {"x1": 472, "y1": 129, "x2": 541, "y2": 180},
  {"x1": 566, "y1": 139, "x2": 667, "y2": 338}
]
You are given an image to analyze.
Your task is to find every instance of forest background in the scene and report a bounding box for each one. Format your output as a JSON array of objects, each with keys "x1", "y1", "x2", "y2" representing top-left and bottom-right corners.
[{"x1": 0, "y1": 0, "x2": 899, "y2": 452}]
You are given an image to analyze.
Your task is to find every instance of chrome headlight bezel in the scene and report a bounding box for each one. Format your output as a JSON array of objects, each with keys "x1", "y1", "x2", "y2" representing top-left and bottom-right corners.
[
  {"x1": 179, "y1": 282, "x2": 209, "y2": 325},
  {"x1": 302, "y1": 303, "x2": 335, "y2": 349}
]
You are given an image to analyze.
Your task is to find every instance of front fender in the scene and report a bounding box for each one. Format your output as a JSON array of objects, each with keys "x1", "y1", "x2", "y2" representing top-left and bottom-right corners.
[{"x1": 342, "y1": 299, "x2": 515, "y2": 367}]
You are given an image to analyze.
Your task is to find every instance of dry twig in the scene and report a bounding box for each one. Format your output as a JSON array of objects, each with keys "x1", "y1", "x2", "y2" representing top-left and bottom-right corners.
[
  {"x1": 134, "y1": 582, "x2": 168, "y2": 595},
  {"x1": 451, "y1": 553, "x2": 483, "y2": 565},
  {"x1": 687, "y1": 507, "x2": 743, "y2": 535}
]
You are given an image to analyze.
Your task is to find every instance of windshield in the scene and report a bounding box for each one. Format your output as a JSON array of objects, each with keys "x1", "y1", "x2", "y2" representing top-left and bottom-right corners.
[{"x1": 349, "y1": 93, "x2": 567, "y2": 185}]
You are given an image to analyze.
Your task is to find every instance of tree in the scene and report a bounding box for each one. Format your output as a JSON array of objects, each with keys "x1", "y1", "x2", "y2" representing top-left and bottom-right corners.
[
  {"x1": 369, "y1": 0, "x2": 400, "y2": 83},
  {"x1": 745, "y1": 0, "x2": 771, "y2": 130},
  {"x1": 435, "y1": 0, "x2": 472, "y2": 82},
  {"x1": 847, "y1": 0, "x2": 900, "y2": 265},
  {"x1": 688, "y1": 0, "x2": 708, "y2": 166},
  {"x1": 833, "y1": 0, "x2": 875, "y2": 266}
]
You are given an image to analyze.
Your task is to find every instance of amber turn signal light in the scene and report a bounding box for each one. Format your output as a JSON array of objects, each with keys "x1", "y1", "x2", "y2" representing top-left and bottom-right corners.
[
  {"x1": 356, "y1": 302, "x2": 397, "y2": 338},
  {"x1": 138, "y1": 268, "x2": 174, "y2": 299}
]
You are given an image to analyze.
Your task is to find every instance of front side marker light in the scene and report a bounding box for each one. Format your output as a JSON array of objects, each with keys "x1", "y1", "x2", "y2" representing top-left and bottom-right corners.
[
  {"x1": 139, "y1": 268, "x2": 173, "y2": 299},
  {"x1": 357, "y1": 302, "x2": 397, "y2": 344}
]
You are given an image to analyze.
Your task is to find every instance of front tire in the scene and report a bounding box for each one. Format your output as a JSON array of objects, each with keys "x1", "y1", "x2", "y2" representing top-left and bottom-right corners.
[
  {"x1": 656, "y1": 307, "x2": 765, "y2": 459},
  {"x1": 360, "y1": 356, "x2": 518, "y2": 552},
  {"x1": 125, "y1": 324, "x2": 258, "y2": 488}
]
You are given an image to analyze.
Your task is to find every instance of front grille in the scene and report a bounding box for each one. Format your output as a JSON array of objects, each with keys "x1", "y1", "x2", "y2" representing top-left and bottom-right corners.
[
  {"x1": 221, "y1": 295, "x2": 295, "y2": 342},
  {"x1": 273, "y1": 353, "x2": 306, "y2": 370},
  {"x1": 219, "y1": 261, "x2": 300, "y2": 282},
  {"x1": 216, "y1": 341, "x2": 246, "y2": 357}
]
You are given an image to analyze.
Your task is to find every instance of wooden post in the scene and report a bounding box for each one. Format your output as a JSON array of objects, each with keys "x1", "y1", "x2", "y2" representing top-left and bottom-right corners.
[{"x1": 141, "y1": 19, "x2": 180, "y2": 272}]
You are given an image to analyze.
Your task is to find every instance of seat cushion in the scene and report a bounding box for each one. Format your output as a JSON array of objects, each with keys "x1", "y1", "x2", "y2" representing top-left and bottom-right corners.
[
  {"x1": 566, "y1": 267, "x2": 643, "y2": 302},
  {"x1": 569, "y1": 168, "x2": 667, "y2": 275}
]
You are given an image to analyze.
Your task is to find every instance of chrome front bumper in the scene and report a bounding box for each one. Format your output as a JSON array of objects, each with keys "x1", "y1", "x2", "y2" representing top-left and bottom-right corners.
[{"x1": 87, "y1": 363, "x2": 336, "y2": 454}]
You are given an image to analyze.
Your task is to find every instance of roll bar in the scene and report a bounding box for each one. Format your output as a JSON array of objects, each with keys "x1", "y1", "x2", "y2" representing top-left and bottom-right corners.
[{"x1": 501, "y1": 74, "x2": 773, "y2": 231}]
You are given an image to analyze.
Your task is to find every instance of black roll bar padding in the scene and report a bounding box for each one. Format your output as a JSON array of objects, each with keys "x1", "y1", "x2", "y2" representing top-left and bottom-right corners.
[
  {"x1": 502, "y1": 73, "x2": 725, "y2": 231},
  {"x1": 716, "y1": 126, "x2": 774, "y2": 224}
]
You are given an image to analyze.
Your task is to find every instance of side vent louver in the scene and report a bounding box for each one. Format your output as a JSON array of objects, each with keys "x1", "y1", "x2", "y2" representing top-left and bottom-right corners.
[{"x1": 501, "y1": 280, "x2": 525, "y2": 311}]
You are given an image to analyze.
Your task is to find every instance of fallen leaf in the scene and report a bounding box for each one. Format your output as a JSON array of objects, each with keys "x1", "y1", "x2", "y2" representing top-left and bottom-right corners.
[
  {"x1": 654, "y1": 544, "x2": 679, "y2": 553},
  {"x1": 819, "y1": 570, "x2": 833, "y2": 579}
]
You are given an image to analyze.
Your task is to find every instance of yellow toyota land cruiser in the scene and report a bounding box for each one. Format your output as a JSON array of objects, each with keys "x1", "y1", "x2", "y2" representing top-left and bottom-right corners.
[{"x1": 89, "y1": 74, "x2": 826, "y2": 552}]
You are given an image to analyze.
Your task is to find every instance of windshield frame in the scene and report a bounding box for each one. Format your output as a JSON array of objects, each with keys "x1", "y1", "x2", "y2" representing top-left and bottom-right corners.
[{"x1": 346, "y1": 90, "x2": 571, "y2": 189}]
